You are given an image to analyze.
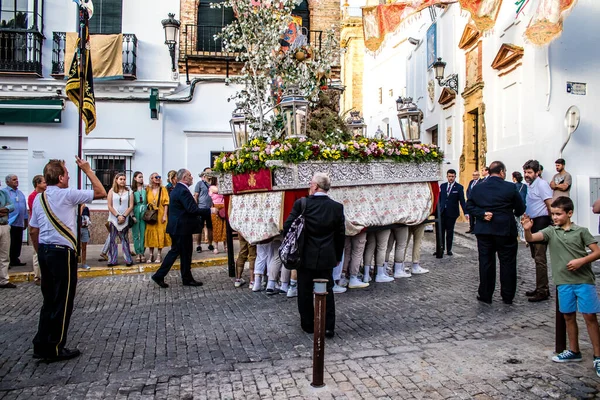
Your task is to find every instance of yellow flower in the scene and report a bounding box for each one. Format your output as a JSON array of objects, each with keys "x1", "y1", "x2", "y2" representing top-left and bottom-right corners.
[
  {"x1": 400, "y1": 148, "x2": 409, "y2": 155},
  {"x1": 432, "y1": 151, "x2": 438, "y2": 157}
]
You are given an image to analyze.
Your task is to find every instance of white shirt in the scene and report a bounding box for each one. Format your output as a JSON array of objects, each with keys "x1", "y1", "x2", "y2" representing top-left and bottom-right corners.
[
  {"x1": 29, "y1": 185, "x2": 94, "y2": 249},
  {"x1": 525, "y1": 178, "x2": 553, "y2": 218}
]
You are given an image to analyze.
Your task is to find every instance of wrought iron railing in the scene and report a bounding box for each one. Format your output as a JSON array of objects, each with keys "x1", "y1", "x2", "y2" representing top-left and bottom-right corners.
[
  {"x1": 183, "y1": 24, "x2": 322, "y2": 59},
  {"x1": 51, "y1": 32, "x2": 138, "y2": 79},
  {"x1": 0, "y1": 30, "x2": 43, "y2": 76}
]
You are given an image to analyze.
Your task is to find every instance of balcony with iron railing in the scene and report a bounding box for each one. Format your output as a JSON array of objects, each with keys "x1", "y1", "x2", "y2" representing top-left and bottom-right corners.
[
  {"x1": 0, "y1": 30, "x2": 44, "y2": 76},
  {"x1": 183, "y1": 24, "x2": 323, "y2": 60},
  {"x1": 51, "y1": 32, "x2": 138, "y2": 79}
]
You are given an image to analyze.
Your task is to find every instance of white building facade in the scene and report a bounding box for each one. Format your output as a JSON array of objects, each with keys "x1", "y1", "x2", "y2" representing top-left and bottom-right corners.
[
  {"x1": 362, "y1": 0, "x2": 600, "y2": 232},
  {"x1": 0, "y1": 0, "x2": 237, "y2": 210}
]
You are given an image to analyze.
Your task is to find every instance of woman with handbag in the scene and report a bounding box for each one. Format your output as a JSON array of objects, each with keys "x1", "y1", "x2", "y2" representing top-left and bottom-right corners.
[
  {"x1": 131, "y1": 171, "x2": 147, "y2": 263},
  {"x1": 209, "y1": 179, "x2": 227, "y2": 254},
  {"x1": 145, "y1": 172, "x2": 170, "y2": 263},
  {"x1": 107, "y1": 173, "x2": 134, "y2": 266}
]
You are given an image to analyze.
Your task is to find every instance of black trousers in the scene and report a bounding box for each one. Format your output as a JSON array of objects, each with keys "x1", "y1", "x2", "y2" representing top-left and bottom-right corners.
[
  {"x1": 476, "y1": 234, "x2": 518, "y2": 302},
  {"x1": 441, "y1": 214, "x2": 457, "y2": 252},
  {"x1": 297, "y1": 268, "x2": 335, "y2": 332},
  {"x1": 468, "y1": 214, "x2": 475, "y2": 232},
  {"x1": 153, "y1": 234, "x2": 194, "y2": 283},
  {"x1": 32, "y1": 244, "x2": 78, "y2": 357},
  {"x1": 9, "y1": 225, "x2": 24, "y2": 264}
]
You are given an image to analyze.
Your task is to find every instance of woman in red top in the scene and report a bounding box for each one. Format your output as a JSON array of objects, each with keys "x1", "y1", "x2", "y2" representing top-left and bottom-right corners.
[{"x1": 27, "y1": 175, "x2": 46, "y2": 285}]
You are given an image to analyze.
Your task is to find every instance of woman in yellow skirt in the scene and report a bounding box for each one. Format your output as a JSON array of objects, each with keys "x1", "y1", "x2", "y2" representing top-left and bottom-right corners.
[
  {"x1": 209, "y1": 179, "x2": 227, "y2": 254},
  {"x1": 145, "y1": 172, "x2": 171, "y2": 262}
]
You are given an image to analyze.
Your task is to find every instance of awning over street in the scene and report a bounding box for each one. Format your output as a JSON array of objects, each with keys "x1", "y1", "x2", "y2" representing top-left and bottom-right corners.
[{"x1": 0, "y1": 99, "x2": 64, "y2": 124}]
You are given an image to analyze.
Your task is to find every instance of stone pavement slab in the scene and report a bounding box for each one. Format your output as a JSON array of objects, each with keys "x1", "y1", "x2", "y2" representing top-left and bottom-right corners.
[{"x1": 1, "y1": 232, "x2": 600, "y2": 399}]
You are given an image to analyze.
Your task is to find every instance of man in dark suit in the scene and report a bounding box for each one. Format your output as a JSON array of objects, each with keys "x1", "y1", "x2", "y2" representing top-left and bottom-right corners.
[
  {"x1": 465, "y1": 170, "x2": 480, "y2": 233},
  {"x1": 152, "y1": 169, "x2": 206, "y2": 288},
  {"x1": 283, "y1": 172, "x2": 345, "y2": 338},
  {"x1": 438, "y1": 169, "x2": 467, "y2": 256},
  {"x1": 466, "y1": 161, "x2": 525, "y2": 304}
]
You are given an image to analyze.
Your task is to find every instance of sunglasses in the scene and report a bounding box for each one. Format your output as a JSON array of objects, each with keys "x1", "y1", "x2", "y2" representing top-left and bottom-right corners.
[{"x1": 153, "y1": 176, "x2": 161, "y2": 179}]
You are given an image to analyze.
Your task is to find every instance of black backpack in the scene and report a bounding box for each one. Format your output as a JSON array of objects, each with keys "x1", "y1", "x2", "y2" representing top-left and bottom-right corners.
[{"x1": 279, "y1": 197, "x2": 306, "y2": 270}]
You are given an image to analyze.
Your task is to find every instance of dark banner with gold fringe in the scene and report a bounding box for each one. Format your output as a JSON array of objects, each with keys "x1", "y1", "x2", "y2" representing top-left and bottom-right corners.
[{"x1": 66, "y1": 38, "x2": 97, "y2": 134}]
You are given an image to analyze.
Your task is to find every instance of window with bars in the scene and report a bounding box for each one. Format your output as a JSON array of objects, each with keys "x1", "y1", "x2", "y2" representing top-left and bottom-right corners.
[
  {"x1": 0, "y1": 0, "x2": 44, "y2": 75},
  {"x1": 85, "y1": 155, "x2": 132, "y2": 193},
  {"x1": 88, "y1": 0, "x2": 123, "y2": 34}
]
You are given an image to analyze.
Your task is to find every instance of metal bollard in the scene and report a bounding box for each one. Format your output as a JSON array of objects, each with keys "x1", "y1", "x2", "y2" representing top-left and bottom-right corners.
[
  {"x1": 555, "y1": 287, "x2": 566, "y2": 353},
  {"x1": 311, "y1": 278, "x2": 328, "y2": 388}
]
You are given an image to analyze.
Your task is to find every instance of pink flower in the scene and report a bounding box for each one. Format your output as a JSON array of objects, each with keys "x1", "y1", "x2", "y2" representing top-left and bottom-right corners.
[{"x1": 253, "y1": 155, "x2": 259, "y2": 160}]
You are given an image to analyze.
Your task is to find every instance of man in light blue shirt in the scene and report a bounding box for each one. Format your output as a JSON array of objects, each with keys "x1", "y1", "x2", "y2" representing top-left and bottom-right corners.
[
  {"x1": 3, "y1": 174, "x2": 28, "y2": 267},
  {"x1": 0, "y1": 181, "x2": 15, "y2": 288}
]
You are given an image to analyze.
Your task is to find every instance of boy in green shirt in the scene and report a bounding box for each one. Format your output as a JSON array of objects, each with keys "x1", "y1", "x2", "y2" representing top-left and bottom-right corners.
[{"x1": 522, "y1": 196, "x2": 600, "y2": 376}]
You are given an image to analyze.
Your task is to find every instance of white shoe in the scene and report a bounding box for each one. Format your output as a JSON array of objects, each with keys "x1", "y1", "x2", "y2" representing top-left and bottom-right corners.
[
  {"x1": 375, "y1": 266, "x2": 394, "y2": 283},
  {"x1": 252, "y1": 276, "x2": 263, "y2": 292},
  {"x1": 338, "y1": 276, "x2": 349, "y2": 287},
  {"x1": 287, "y1": 285, "x2": 298, "y2": 298},
  {"x1": 394, "y1": 269, "x2": 412, "y2": 278},
  {"x1": 412, "y1": 264, "x2": 429, "y2": 274},
  {"x1": 348, "y1": 276, "x2": 369, "y2": 289},
  {"x1": 234, "y1": 278, "x2": 246, "y2": 288},
  {"x1": 332, "y1": 284, "x2": 347, "y2": 293}
]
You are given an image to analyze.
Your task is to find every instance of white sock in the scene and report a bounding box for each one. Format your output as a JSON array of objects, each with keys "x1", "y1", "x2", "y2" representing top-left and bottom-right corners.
[
  {"x1": 394, "y1": 262, "x2": 405, "y2": 273},
  {"x1": 280, "y1": 282, "x2": 289, "y2": 292},
  {"x1": 254, "y1": 274, "x2": 262, "y2": 285},
  {"x1": 267, "y1": 280, "x2": 276, "y2": 290},
  {"x1": 290, "y1": 279, "x2": 297, "y2": 287},
  {"x1": 364, "y1": 265, "x2": 371, "y2": 276},
  {"x1": 377, "y1": 266, "x2": 386, "y2": 276}
]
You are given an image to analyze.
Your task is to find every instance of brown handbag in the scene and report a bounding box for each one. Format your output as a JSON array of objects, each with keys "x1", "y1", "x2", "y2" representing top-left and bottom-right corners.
[{"x1": 143, "y1": 187, "x2": 162, "y2": 224}]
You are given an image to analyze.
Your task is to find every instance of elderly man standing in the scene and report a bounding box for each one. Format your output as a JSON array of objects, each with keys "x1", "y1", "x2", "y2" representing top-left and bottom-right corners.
[
  {"x1": 3, "y1": 174, "x2": 28, "y2": 267},
  {"x1": 152, "y1": 169, "x2": 206, "y2": 288},
  {"x1": 283, "y1": 172, "x2": 345, "y2": 338},
  {"x1": 0, "y1": 180, "x2": 15, "y2": 288}
]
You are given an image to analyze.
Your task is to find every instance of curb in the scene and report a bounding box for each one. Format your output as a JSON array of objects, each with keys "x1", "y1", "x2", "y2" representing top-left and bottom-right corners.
[{"x1": 9, "y1": 256, "x2": 229, "y2": 283}]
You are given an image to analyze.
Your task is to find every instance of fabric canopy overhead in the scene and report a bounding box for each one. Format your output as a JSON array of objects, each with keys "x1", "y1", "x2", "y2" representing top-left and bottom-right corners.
[{"x1": 362, "y1": 0, "x2": 578, "y2": 53}]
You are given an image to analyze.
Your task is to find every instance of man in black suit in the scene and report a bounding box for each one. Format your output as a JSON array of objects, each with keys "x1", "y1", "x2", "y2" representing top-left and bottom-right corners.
[
  {"x1": 438, "y1": 169, "x2": 467, "y2": 256},
  {"x1": 283, "y1": 172, "x2": 345, "y2": 338},
  {"x1": 465, "y1": 170, "x2": 480, "y2": 233},
  {"x1": 152, "y1": 169, "x2": 205, "y2": 288},
  {"x1": 466, "y1": 161, "x2": 525, "y2": 304}
]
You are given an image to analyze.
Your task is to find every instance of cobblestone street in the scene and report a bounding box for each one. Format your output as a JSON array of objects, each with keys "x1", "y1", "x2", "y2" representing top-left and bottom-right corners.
[{"x1": 1, "y1": 232, "x2": 600, "y2": 399}]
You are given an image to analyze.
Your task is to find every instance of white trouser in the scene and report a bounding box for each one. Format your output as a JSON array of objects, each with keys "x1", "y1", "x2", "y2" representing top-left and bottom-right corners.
[
  {"x1": 333, "y1": 253, "x2": 344, "y2": 281},
  {"x1": 0, "y1": 225, "x2": 10, "y2": 285},
  {"x1": 254, "y1": 242, "x2": 273, "y2": 275}
]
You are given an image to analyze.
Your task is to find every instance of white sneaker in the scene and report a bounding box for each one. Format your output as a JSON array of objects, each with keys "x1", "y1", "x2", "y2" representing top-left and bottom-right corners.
[
  {"x1": 234, "y1": 278, "x2": 246, "y2": 288},
  {"x1": 332, "y1": 284, "x2": 347, "y2": 293},
  {"x1": 348, "y1": 276, "x2": 369, "y2": 289},
  {"x1": 363, "y1": 266, "x2": 372, "y2": 283},
  {"x1": 394, "y1": 269, "x2": 412, "y2": 278},
  {"x1": 412, "y1": 264, "x2": 429, "y2": 274},
  {"x1": 376, "y1": 266, "x2": 394, "y2": 282},
  {"x1": 287, "y1": 285, "x2": 298, "y2": 298},
  {"x1": 252, "y1": 277, "x2": 263, "y2": 292},
  {"x1": 338, "y1": 276, "x2": 349, "y2": 287}
]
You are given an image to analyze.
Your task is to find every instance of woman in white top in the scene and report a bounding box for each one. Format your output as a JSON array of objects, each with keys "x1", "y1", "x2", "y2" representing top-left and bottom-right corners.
[{"x1": 107, "y1": 173, "x2": 134, "y2": 266}]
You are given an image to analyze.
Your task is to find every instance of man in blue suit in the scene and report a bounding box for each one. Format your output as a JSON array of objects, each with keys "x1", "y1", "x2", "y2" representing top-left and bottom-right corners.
[
  {"x1": 152, "y1": 169, "x2": 206, "y2": 288},
  {"x1": 466, "y1": 161, "x2": 525, "y2": 304},
  {"x1": 465, "y1": 170, "x2": 480, "y2": 233},
  {"x1": 438, "y1": 169, "x2": 467, "y2": 256}
]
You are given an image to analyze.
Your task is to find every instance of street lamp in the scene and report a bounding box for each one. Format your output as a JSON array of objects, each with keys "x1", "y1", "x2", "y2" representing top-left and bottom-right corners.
[
  {"x1": 161, "y1": 13, "x2": 180, "y2": 72},
  {"x1": 396, "y1": 97, "x2": 423, "y2": 142},
  {"x1": 279, "y1": 86, "x2": 309, "y2": 139},
  {"x1": 229, "y1": 105, "x2": 250, "y2": 149},
  {"x1": 432, "y1": 57, "x2": 459, "y2": 92},
  {"x1": 345, "y1": 110, "x2": 367, "y2": 136}
]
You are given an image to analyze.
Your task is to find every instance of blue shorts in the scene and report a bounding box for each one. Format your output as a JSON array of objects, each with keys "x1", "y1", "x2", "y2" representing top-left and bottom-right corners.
[{"x1": 557, "y1": 284, "x2": 600, "y2": 314}]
